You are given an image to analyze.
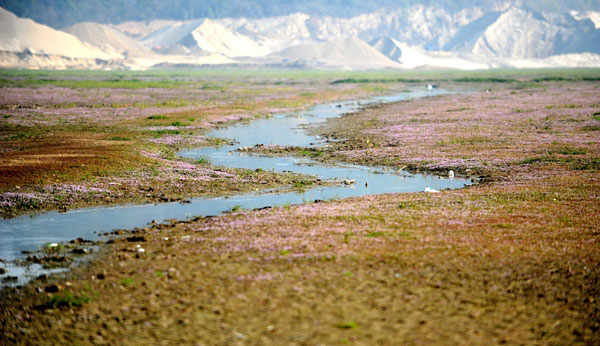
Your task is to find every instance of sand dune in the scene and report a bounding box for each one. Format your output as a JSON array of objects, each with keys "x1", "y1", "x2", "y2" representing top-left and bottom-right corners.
[
  {"x1": 141, "y1": 19, "x2": 271, "y2": 57},
  {"x1": 62, "y1": 22, "x2": 155, "y2": 57},
  {"x1": 0, "y1": 8, "x2": 118, "y2": 60},
  {"x1": 370, "y1": 37, "x2": 489, "y2": 70},
  {"x1": 274, "y1": 37, "x2": 400, "y2": 69}
]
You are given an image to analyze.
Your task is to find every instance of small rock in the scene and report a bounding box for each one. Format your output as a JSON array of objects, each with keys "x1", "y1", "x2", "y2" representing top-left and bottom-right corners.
[
  {"x1": 126, "y1": 236, "x2": 146, "y2": 242},
  {"x1": 167, "y1": 267, "x2": 179, "y2": 278},
  {"x1": 233, "y1": 332, "x2": 247, "y2": 340},
  {"x1": 70, "y1": 238, "x2": 92, "y2": 244},
  {"x1": 2, "y1": 276, "x2": 17, "y2": 283},
  {"x1": 44, "y1": 284, "x2": 61, "y2": 293},
  {"x1": 0, "y1": 268, "x2": 6, "y2": 275},
  {"x1": 71, "y1": 248, "x2": 89, "y2": 255}
]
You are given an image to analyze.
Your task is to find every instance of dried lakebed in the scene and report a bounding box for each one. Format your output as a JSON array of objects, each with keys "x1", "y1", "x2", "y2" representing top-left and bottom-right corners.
[{"x1": 0, "y1": 88, "x2": 475, "y2": 286}]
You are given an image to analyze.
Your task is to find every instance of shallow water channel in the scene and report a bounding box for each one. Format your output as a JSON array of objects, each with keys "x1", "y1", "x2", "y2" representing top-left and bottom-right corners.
[{"x1": 0, "y1": 88, "x2": 474, "y2": 286}]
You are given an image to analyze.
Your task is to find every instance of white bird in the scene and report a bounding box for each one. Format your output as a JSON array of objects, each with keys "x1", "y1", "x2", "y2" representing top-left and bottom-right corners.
[{"x1": 448, "y1": 170, "x2": 455, "y2": 178}]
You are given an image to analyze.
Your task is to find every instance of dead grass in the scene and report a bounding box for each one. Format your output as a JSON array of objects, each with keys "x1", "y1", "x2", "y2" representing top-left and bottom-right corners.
[{"x1": 0, "y1": 131, "x2": 144, "y2": 188}]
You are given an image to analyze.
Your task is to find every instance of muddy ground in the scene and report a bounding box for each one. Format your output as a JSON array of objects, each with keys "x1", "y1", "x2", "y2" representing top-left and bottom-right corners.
[{"x1": 1, "y1": 77, "x2": 599, "y2": 344}]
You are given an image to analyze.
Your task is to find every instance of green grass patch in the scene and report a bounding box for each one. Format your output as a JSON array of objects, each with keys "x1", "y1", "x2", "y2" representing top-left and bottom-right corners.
[
  {"x1": 545, "y1": 104, "x2": 582, "y2": 109},
  {"x1": 147, "y1": 115, "x2": 169, "y2": 120},
  {"x1": 39, "y1": 290, "x2": 91, "y2": 309},
  {"x1": 491, "y1": 223, "x2": 516, "y2": 229},
  {"x1": 573, "y1": 158, "x2": 600, "y2": 170},
  {"x1": 439, "y1": 136, "x2": 491, "y2": 146},
  {"x1": 513, "y1": 108, "x2": 533, "y2": 113},
  {"x1": 551, "y1": 147, "x2": 588, "y2": 155},
  {"x1": 0, "y1": 132, "x2": 37, "y2": 141},
  {"x1": 453, "y1": 77, "x2": 517, "y2": 83},
  {"x1": 170, "y1": 121, "x2": 188, "y2": 127},
  {"x1": 397, "y1": 201, "x2": 415, "y2": 209},
  {"x1": 201, "y1": 84, "x2": 224, "y2": 90},
  {"x1": 366, "y1": 231, "x2": 413, "y2": 238},
  {"x1": 332, "y1": 78, "x2": 421, "y2": 84},
  {"x1": 446, "y1": 107, "x2": 470, "y2": 112},
  {"x1": 299, "y1": 149, "x2": 323, "y2": 157},
  {"x1": 0, "y1": 76, "x2": 201, "y2": 89},
  {"x1": 514, "y1": 82, "x2": 545, "y2": 89},
  {"x1": 119, "y1": 278, "x2": 134, "y2": 287},
  {"x1": 337, "y1": 321, "x2": 358, "y2": 329},
  {"x1": 0, "y1": 77, "x2": 196, "y2": 89},
  {"x1": 151, "y1": 129, "x2": 181, "y2": 136},
  {"x1": 519, "y1": 157, "x2": 560, "y2": 165},
  {"x1": 2, "y1": 67, "x2": 599, "y2": 84},
  {"x1": 531, "y1": 76, "x2": 600, "y2": 82},
  {"x1": 519, "y1": 157, "x2": 599, "y2": 170},
  {"x1": 366, "y1": 232, "x2": 386, "y2": 237},
  {"x1": 293, "y1": 181, "x2": 313, "y2": 189},
  {"x1": 583, "y1": 125, "x2": 600, "y2": 131},
  {"x1": 109, "y1": 136, "x2": 131, "y2": 141}
]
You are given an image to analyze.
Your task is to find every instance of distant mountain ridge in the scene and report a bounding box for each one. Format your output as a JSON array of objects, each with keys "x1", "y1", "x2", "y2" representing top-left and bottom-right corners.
[
  {"x1": 1, "y1": 5, "x2": 600, "y2": 70},
  {"x1": 1, "y1": 0, "x2": 599, "y2": 28},
  {"x1": 443, "y1": 7, "x2": 600, "y2": 58}
]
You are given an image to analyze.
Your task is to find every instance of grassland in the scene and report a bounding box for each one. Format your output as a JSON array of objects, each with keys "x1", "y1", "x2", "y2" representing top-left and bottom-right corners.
[
  {"x1": 0, "y1": 69, "x2": 397, "y2": 217},
  {"x1": 1, "y1": 68, "x2": 599, "y2": 345}
]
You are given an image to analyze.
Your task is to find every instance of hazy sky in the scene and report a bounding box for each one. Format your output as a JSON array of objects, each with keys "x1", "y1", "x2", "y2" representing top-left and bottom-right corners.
[{"x1": 1, "y1": 0, "x2": 598, "y2": 28}]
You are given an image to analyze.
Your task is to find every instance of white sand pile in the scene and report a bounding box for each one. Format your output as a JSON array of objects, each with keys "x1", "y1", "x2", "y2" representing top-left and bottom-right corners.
[
  {"x1": 0, "y1": 8, "x2": 118, "y2": 60},
  {"x1": 0, "y1": 50, "x2": 125, "y2": 70},
  {"x1": 62, "y1": 22, "x2": 155, "y2": 57},
  {"x1": 370, "y1": 36, "x2": 489, "y2": 70},
  {"x1": 112, "y1": 20, "x2": 181, "y2": 39},
  {"x1": 141, "y1": 19, "x2": 270, "y2": 57},
  {"x1": 492, "y1": 52, "x2": 600, "y2": 68},
  {"x1": 274, "y1": 37, "x2": 401, "y2": 69}
]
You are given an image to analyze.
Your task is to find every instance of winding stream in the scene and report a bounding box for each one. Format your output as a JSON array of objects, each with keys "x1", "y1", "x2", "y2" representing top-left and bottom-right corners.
[{"x1": 0, "y1": 88, "x2": 474, "y2": 286}]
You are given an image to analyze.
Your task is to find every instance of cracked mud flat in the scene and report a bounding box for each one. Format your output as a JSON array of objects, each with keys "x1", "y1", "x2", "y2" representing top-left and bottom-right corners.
[{"x1": 1, "y1": 78, "x2": 599, "y2": 345}]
